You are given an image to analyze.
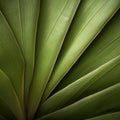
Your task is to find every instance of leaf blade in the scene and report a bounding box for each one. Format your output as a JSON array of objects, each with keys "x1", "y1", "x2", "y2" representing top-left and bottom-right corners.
[
  {"x1": 54, "y1": 8, "x2": 120, "y2": 92},
  {"x1": 39, "y1": 83, "x2": 120, "y2": 120},
  {"x1": 86, "y1": 112, "x2": 120, "y2": 120},
  {"x1": 42, "y1": 0, "x2": 120, "y2": 101},
  {"x1": 28, "y1": 0, "x2": 80, "y2": 119},
  {"x1": 38, "y1": 55, "x2": 120, "y2": 116}
]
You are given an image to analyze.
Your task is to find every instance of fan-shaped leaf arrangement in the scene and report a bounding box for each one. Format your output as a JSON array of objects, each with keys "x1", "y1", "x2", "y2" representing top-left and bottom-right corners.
[{"x1": 0, "y1": 0, "x2": 120, "y2": 120}]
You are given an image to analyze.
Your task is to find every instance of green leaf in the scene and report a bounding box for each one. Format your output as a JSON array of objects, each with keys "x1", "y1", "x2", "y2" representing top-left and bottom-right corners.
[
  {"x1": 0, "y1": 0, "x2": 40, "y2": 104},
  {"x1": 42, "y1": 0, "x2": 120, "y2": 101},
  {"x1": 0, "y1": 69, "x2": 25, "y2": 120},
  {"x1": 39, "y1": 83, "x2": 120, "y2": 120},
  {"x1": 87, "y1": 112, "x2": 120, "y2": 120},
  {"x1": 28, "y1": 0, "x2": 80, "y2": 119},
  {"x1": 0, "y1": 11, "x2": 24, "y2": 108},
  {"x1": 38, "y1": 55, "x2": 120, "y2": 116},
  {"x1": 0, "y1": 1, "x2": 120, "y2": 120},
  {"x1": 19, "y1": 0, "x2": 40, "y2": 104},
  {"x1": 0, "y1": 0, "x2": 23, "y2": 46},
  {"x1": 54, "y1": 8, "x2": 120, "y2": 92}
]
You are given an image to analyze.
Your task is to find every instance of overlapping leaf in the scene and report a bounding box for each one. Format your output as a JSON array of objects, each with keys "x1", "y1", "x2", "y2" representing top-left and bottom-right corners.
[
  {"x1": 0, "y1": 11, "x2": 24, "y2": 108},
  {"x1": 38, "y1": 55, "x2": 120, "y2": 116},
  {"x1": 19, "y1": 0, "x2": 40, "y2": 104},
  {"x1": 39, "y1": 83, "x2": 120, "y2": 120},
  {"x1": 0, "y1": 69, "x2": 25, "y2": 120},
  {"x1": 54, "y1": 9, "x2": 120, "y2": 92},
  {"x1": 42, "y1": 0, "x2": 120, "y2": 101},
  {"x1": 0, "y1": 0, "x2": 40, "y2": 105},
  {"x1": 87, "y1": 112, "x2": 120, "y2": 120},
  {"x1": 28, "y1": 0, "x2": 80, "y2": 119},
  {"x1": 0, "y1": 0, "x2": 120, "y2": 120}
]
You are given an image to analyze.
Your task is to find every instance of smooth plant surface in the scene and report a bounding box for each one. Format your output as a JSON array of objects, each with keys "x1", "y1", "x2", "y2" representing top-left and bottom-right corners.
[{"x1": 0, "y1": 0, "x2": 120, "y2": 120}]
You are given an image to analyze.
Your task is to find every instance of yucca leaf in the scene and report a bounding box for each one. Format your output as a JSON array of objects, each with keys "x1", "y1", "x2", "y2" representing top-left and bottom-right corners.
[
  {"x1": 0, "y1": 11, "x2": 24, "y2": 108},
  {"x1": 37, "y1": 55, "x2": 120, "y2": 116},
  {"x1": 0, "y1": 69, "x2": 25, "y2": 120},
  {"x1": 19, "y1": 0, "x2": 40, "y2": 104},
  {"x1": 0, "y1": 0, "x2": 40, "y2": 104},
  {"x1": 54, "y1": 8, "x2": 120, "y2": 92},
  {"x1": 0, "y1": 0, "x2": 23, "y2": 46},
  {"x1": 42, "y1": 0, "x2": 120, "y2": 101},
  {"x1": 0, "y1": 0, "x2": 120, "y2": 119},
  {"x1": 39, "y1": 83, "x2": 120, "y2": 120},
  {"x1": 87, "y1": 112, "x2": 120, "y2": 120},
  {"x1": 28, "y1": 0, "x2": 80, "y2": 119}
]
